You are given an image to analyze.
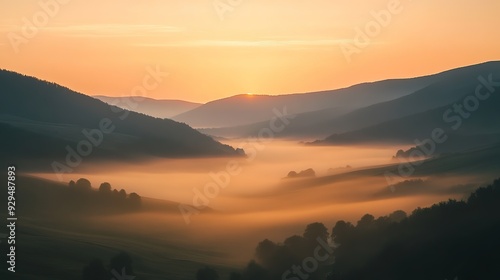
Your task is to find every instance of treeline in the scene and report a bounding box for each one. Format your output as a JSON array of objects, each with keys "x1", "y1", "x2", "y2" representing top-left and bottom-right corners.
[
  {"x1": 66, "y1": 178, "x2": 142, "y2": 214},
  {"x1": 11, "y1": 176, "x2": 143, "y2": 218},
  {"x1": 196, "y1": 177, "x2": 500, "y2": 280}
]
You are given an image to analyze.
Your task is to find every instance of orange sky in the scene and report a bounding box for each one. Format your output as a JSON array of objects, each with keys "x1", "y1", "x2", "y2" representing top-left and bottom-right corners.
[{"x1": 1, "y1": 0, "x2": 499, "y2": 103}]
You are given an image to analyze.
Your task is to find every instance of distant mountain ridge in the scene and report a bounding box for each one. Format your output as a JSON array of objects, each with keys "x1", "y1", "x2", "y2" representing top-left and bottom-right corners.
[
  {"x1": 317, "y1": 62, "x2": 500, "y2": 151},
  {"x1": 94, "y1": 95, "x2": 201, "y2": 119},
  {"x1": 199, "y1": 61, "x2": 500, "y2": 140},
  {"x1": 172, "y1": 77, "x2": 434, "y2": 128}
]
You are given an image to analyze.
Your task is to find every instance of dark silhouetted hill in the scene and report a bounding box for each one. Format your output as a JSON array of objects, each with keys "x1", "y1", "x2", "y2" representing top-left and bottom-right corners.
[
  {"x1": 0, "y1": 70, "x2": 240, "y2": 169},
  {"x1": 318, "y1": 70, "x2": 500, "y2": 154}
]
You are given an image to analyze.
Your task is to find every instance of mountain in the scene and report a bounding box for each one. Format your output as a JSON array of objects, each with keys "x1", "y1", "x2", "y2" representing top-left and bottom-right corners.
[
  {"x1": 317, "y1": 62, "x2": 500, "y2": 153},
  {"x1": 93, "y1": 95, "x2": 201, "y2": 118},
  {"x1": 321, "y1": 93, "x2": 500, "y2": 145},
  {"x1": 201, "y1": 61, "x2": 500, "y2": 139},
  {"x1": 199, "y1": 105, "x2": 355, "y2": 139},
  {"x1": 0, "y1": 70, "x2": 240, "y2": 170},
  {"x1": 172, "y1": 77, "x2": 434, "y2": 128}
]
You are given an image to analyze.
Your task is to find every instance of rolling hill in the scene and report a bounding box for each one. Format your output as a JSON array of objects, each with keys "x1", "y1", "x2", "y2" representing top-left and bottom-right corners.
[
  {"x1": 0, "y1": 70, "x2": 241, "y2": 171},
  {"x1": 316, "y1": 64, "x2": 500, "y2": 154},
  {"x1": 201, "y1": 61, "x2": 500, "y2": 139},
  {"x1": 94, "y1": 95, "x2": 201, "y2": 119},
  {"x1": 172, "y1": 77, "x2": 435, "y2": 128}
]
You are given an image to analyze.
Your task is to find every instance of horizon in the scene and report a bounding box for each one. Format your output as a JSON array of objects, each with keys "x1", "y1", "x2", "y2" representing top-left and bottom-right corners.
[{"x1": 2, "y1": 59, "x2": 499, "y2": 104}]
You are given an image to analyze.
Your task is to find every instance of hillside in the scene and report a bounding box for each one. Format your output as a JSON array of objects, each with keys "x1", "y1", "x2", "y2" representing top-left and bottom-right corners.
[
  {"x1": 200, "y1": 61, "x2": 500, "y2": 139},
  {"x1": 172, "y1": 77, "x2": 433, "y2": 128},
  {"x1": 0, "y1": 70, "x2": 240, "y2": 170},
  {"x1": 94, "y1": 95, "x2": 201, "y2": 119},
  {"x1": 318, "y1": 68, "x2": 500, "y2": 154}
]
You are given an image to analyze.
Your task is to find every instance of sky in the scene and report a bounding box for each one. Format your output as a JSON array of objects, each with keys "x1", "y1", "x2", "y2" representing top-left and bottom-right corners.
[{"x1": 1, "y1": 0, "x2": 499, "y2": 103}]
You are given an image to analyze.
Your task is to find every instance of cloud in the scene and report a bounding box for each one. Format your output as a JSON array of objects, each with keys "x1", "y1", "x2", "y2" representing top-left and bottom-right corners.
[
  {"x1": 134, "y1": 38, "x2": 350, "y2": 48},
  {"x1": 10, "y1": 24, "x2": 184, "y2": 37}
]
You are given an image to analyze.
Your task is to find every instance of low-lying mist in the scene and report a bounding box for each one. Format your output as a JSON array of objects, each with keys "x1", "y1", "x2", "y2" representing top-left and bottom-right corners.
[{"x1": 30, "y1": 141, "x2": 483, "y2": 266}]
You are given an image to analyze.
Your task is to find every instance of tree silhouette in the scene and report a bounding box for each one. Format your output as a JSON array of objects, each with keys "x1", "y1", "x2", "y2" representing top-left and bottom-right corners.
[
  {"x1": 303, "y1": 222, "x2": 329, "y2": 243},
  {"x1": 118, "y1": 189, "x2": 127, "y2": 200},
  {"x1": 236, "y1": 178, "x2": 500, "y2": 280},
  {"x1": 99, "y1": 182, "x2": 112, "y2": 194},
  {"x1": 128, "y1": 192, "x2": 142, "y2": 208},
  {"x1": 356, "y1": 214, "x2": 375, "y2": 229},
  {"x1": 75, "y1": 178, "x2": 92, "y2": 191},
  {"x1": 388, "y1": 210, "x2": 407, "y2": 223},
  {"x1": 331, "y1": 220, "x2": 355, "y2": 245},
  {"x1": 284, "y1": 235, "x2": 309, "y2": 259},
  {"x1": 326, "y1": 178, "x2": 500, "y2": 279}
]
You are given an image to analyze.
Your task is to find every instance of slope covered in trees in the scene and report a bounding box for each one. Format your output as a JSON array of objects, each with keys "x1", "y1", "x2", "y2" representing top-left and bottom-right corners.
[{"x1": 197, "y1": 178, "x2": 500, "y2": 280}]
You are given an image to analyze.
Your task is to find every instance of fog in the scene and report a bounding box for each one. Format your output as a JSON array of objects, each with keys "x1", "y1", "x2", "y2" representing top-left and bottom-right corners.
[
  {"x1": 31, "y1": 140, "x2": 475, "y2": 266},
  {"x1": 35, "y1": 141, "x2": 402, "y2": 202}
]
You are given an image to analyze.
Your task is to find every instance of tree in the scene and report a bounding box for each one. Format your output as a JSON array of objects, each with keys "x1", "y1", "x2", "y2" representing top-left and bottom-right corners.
[
  {"x1": 303, "y1": 222, "x2": 329, "y2": 243},
  {"x1": 331, "y1": 220, "x2": 355, "y2": 245},
  {"x1": 128, "y1": 192, "x2": 142, "y2": 208},
  {"x1": 196, "y1": 267, "x2": 219, "y2": 280},
  {"x1": 284, "y1": 235, "x2": 309, "y2": 258},
  {"x1": 255, "y1": 239, "x2": 278, "y2": 268},
  {"x1": 99, "y1": 182, "x2": 112, "y2": 194},
  {"x1": 356, "y1": 214, "x2": 375, "y2": 229},
  {"x1": 388, "y1": 210, "x2": 407, "y2": 223},
  {"x1": 76, "y1": 178, "x2": 92, "y2": 191},
  {"x1": 118, "y1": 189, "x2": 127, "y2": 200}
]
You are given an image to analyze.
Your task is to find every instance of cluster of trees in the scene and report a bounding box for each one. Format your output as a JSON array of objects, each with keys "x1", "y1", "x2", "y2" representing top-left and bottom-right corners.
[
  {"x1": 325, "y1": 178, "x2": 500, "y2": 280},
  {"x1": 194, "y1": 222, "x2": 336, "y2": 280},
  {"x1": 197, "y1": 178, "x2": 500, "y2": 280},
  {"x1": 67, "y1": 178, "x2": 142, "y2": 213},
  {"x1": 82, "y1": 252, "x2": 134, "y2": 280},
  {"x1": 286, "y1": 168, "x2": 316, "y2": 179}
]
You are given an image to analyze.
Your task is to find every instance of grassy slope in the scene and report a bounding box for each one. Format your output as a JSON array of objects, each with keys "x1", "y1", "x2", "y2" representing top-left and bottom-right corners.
[{"x1": 0, "y1": 176, "x2": 230, "y2": 280}]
